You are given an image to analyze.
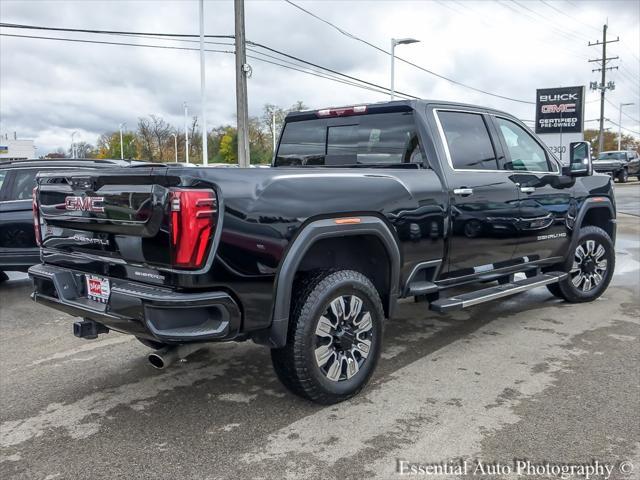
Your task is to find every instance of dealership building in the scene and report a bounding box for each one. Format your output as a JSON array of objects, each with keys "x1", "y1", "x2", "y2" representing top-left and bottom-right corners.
[{"x1": 0, "y1": 138, "x2": 36, "y2": 160}]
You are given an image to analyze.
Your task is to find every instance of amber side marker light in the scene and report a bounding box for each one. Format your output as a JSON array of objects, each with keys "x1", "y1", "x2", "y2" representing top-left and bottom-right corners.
[{"x1": 334, "y1": 217, "x2": 361, "y2": 225}]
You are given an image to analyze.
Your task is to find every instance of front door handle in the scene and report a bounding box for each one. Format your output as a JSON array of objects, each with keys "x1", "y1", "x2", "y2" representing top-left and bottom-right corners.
[
  {"x1": 520, "y1": 186, "x2": 536, "y2": 194},
  {"x1": 453, "y1": 188, "x2": 474, "y2": 196}
]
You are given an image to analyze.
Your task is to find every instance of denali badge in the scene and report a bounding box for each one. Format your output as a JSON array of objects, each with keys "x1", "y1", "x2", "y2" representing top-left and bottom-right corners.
[
  {"x1": 65, "y1": 196, "x2": 105, "y2": 213},
  {"x1": 71, "y1": 234, "x2": 110, "y2": 246}
]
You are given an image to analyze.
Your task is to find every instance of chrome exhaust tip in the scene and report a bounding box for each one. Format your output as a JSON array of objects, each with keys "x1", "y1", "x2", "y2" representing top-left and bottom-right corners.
[{"x1": 147, "y1": 344, "x2": 204, "y2": 369}]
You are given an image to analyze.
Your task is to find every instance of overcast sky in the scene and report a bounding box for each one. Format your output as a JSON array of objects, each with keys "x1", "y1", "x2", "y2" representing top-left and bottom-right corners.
[{"x1": 1, "y1": 0, "x2": 638, "y2": 154}]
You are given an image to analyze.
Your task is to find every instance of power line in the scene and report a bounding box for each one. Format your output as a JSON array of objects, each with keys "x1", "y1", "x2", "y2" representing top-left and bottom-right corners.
[
  {"x1": 0, "y1": 22, "x2": 234, "y2": 39},
  {"x1": 0, "y1": 32, "x2": 413, "y2": 100},
  {"x1": 499, "y1": 0, "x2": 591, "y2": 47},
  {"x1": 604, "y1": 98, "x2": 640, "y2": 124},
  {"x1": 538, "y1": 0, "x2": 601, "y2": 34},
  {"x1": 449, "y1": 0, "x2": 591, "y2": 61},
  {"x1": 605, "y1": 118, "x2": 640, "y2": 136},
  {"x1": 283, "y1": 0, "x2": 535, "y2": 104},
  {"x1": 0, "y1": 22, "x2": 418, "y2": 99}
]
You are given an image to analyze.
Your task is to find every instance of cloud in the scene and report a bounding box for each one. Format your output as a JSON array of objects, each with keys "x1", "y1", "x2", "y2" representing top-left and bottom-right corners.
[{"x1": 0, "y1": 0, "x2": 638, "y2": 154}]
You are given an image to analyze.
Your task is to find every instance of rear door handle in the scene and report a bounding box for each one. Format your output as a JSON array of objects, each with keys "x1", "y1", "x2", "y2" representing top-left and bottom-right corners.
[
  {"x1": 453, "y1": 188, "x2": 474, "y2": 196},
  {"x1": 520, "y1": 186, "x2": 536, "y2": 194}
]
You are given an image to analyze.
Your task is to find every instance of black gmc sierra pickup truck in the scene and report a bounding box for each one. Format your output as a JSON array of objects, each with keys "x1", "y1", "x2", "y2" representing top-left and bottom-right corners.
[{"x1": 29, "y1": 100, "x2": 616, "y2": 404}]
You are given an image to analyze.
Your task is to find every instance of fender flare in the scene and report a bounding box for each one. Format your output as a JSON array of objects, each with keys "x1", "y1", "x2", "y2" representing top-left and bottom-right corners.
[
  {"x1": 267, "y1": 216, "x2": 401, "y2": 348},
  {"x1": 566, "y1": 197, "x2": 616, "y2": 262}
]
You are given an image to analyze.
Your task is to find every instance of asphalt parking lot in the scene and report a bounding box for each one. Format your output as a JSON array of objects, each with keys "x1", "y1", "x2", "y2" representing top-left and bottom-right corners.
[{"x1": 1, "y1": 186, "x2": 639, "y2": 480}]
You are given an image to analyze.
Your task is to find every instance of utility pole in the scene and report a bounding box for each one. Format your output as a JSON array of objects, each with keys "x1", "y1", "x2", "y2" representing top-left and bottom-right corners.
[
  {"x1": 184, "y1": 102, "x2": 190, "y2": 164},
  {"x1": 199, "y1": 0, "x2": 208, "y2": 166},
  {"x1": 588, "y1": 24, "x2": 618, "y2": 154},
  {"x1": 235, "y1": 0, "x2": 250, "y2": 167}
]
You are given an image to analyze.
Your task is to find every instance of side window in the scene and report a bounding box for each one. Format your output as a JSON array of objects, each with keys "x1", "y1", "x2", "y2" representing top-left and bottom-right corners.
[
  {"x1": 7, "y1": 169, "x2": 37, "y2": 200},
  {"x1": 495, "y1": 117, "x2": 552, "y2": 172},
  {"x1": 438, "y1": 111, "x2": 498, "y2": 170},
  {"x1": 0, "y1": 169, "x2": 7, "y2": 200}
]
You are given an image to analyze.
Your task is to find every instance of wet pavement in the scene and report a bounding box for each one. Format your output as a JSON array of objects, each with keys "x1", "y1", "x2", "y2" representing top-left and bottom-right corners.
[{"x1": 1, "y1": 188, "x2": 638, "y2": 480}]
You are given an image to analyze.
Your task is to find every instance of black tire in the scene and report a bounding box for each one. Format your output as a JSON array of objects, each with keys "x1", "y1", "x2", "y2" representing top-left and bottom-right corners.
[
  {"x1": 552, "y1": 226, "x2": 615, "y2": 303},
  {"x1": 271, "y1": 269, "x2": 384, "y2": 404},
  {"x1": 616, "y1": 168, "x2": 628, "y2": 183},
  {"x1": 136, "y1": 337, "x2": 168, "y2": 350},
  {"x1": 546, "y1": 282, "x2": 563, "y2": 298},
  {"x1": 0, "y1": 271, "x2": 8, "y2": 284}
]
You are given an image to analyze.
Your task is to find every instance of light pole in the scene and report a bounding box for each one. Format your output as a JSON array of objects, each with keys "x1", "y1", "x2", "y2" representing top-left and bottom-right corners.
[
  {"x1": 199, "y1": 0, "x2": 208, "y2": 166},
  {"x1": 119, "y1": 122, "x2": 126, "y2": 160},
  {"x1": 171, "y1": 133, "x2": 178, "y2": 162},
  {"x1": 390, "y1": 37, "x2": 420, "y2": 100},
  {"x1": 71, "y1": 131, "x2": 77, "y2": 158},
  {"x1": 618, "y1": 102, "x2": 634, "y2": 150},
  {"x1": 184, "y1": 102, "x2": 189, "y2": 164},
  {"x1": 272, "y1": 110, "x2": 277, "y2": 153}
]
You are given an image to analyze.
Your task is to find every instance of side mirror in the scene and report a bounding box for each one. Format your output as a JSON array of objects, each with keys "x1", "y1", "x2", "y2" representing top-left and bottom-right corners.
[{"x1": 567, "y1": 141, "x2": 592, "y2": 177}]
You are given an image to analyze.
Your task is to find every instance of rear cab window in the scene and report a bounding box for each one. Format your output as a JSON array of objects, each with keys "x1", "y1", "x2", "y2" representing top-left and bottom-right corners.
[{"x1": 275, "y1": 110, "x2": 424, "y2": 167}]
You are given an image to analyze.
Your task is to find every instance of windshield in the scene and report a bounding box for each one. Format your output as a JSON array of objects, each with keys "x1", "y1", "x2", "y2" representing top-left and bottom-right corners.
[{"x1": 597, "y1": 152, "x2": 626, "y2": 160}]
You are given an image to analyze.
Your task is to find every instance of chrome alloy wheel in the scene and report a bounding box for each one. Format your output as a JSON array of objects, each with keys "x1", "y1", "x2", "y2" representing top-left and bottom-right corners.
[
  {"x1": 314, "y1": 295, "x2": 373, "y2": 382},
  {"x1": 570, "y1": 239, "x2": 608, "y2": 292}
]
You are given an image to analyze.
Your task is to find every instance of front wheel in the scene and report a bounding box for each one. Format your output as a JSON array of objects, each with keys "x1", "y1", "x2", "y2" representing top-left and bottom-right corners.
[
  {"x1": 271, "y1": 270, "x2": 384, "y2": 404},
  {"x1": 617, "y1": 168, "x2": 628, "y2": 183},
  {"x1": 551, "y1": 226, "x2": 615, "y2": 303}
]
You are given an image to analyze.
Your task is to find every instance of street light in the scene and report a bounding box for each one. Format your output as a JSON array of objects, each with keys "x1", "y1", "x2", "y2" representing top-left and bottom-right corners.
[
  {"x1": 71, "y1": 131, "x2": 77, "y2": 158},
  {"x1": 171, "y1": 133, "x2": 178, "y2": 162},
  {"x1": 618, "y1": 102, "x2": 635, "y2": 150},
  {"x1": 390, "y1": 37, "x2": 420, "y2": 100},
  {"x1": 119, "y1": 122, "x2": 126, "y2": 160},
  {"x1": 184, "y1": 102, "x2": 190, "y2": 164}
]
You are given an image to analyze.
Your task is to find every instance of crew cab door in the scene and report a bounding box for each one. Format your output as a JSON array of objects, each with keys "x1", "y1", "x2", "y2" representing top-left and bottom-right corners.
[
  {"x1": 490, "y1": 116, "x2": 572, "y2": 262},
  {"x1": 434, "y1": 109, "x2": 520, "y2": 279}
]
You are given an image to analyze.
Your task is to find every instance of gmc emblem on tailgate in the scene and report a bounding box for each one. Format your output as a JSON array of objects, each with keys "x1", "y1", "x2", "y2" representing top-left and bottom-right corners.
[{"x1": 65, "y1": 196, "x2": 105, "y2": 213}]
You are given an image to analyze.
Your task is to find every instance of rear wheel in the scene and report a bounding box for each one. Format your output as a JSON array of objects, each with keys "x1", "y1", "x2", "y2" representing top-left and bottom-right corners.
[
  {"x1": 0, "y1": 271, "x2": 8, "y2": 284},
  {"x1": 271, "y1": 270, "x2": 384, "y2": 404},
  {"x1": 551, "y1": 226, "x2": 614, "y2": 303}
]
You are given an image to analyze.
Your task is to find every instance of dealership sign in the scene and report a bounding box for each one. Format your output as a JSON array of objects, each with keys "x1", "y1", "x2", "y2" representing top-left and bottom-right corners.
[
  {"x1": 535, "y1": 86, "x2": 585, "y2": 164},
  {"x1": 535, "y1": 86, "x2": 585, "y2": 134}
]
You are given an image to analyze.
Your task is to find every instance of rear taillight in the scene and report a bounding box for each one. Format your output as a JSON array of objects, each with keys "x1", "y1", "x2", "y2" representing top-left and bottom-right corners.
[
  {"x1": 32, "y1": 187, "x2": 42, "y2": 246},
  {"x1": 169, "y1": 188, "x2": 217, "y2": 269}
]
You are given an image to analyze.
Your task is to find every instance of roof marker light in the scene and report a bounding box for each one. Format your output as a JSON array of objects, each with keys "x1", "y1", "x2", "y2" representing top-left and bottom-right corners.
[{"x1": 317, "y1": 106, "x2": 368, "y2": 117}]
